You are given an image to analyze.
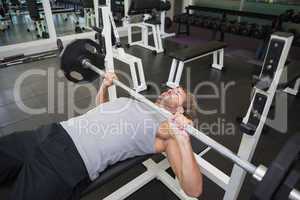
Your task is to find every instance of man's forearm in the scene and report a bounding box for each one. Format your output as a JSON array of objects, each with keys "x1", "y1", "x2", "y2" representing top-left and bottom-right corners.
[
  {"x1": 175, "y1": 136, "x2": 203, "y2": 197},
  {"x1": 96, "y1": 85, "x2": 109, "y2": 105}
]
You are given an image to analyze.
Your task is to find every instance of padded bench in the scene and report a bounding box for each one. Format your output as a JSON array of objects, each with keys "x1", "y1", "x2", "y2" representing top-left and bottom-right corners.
[
  {"x1": 166, "y1": 41, "x2": 227, "y2": 88},
  {"x1": 81, "y1": 155, "x2": 151, "y2": 197},
  {"x1": 80, "y1": 136, "x2": 208, "y2": 198}
]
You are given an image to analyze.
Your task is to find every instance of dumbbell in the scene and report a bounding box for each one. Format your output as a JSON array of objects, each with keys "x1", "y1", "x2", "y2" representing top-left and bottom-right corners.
[
  {"x1": 187, "y1": 14, "x2": 198, "y2": 25},
  {"x1": 180, "y1": 14, "x2": 190, "y2": 24},
  {"x1": 261, "y1": 25, "x2": 272, "y2": 38},
  {"x1": 202, "y1": 16, "x2": 214, "y2": 28},
  {"x1": 209, "y1": 18, "x2": 221, "y2": 30},
  {"x1": 174, "y1": 13, "x2": 186, "y2": 23},
  {"x1": 173, "y1": 14, "x2": 181, "y2": 23},
  {"x1": 194, "y1": 16, "x2": 206, "y2": 27},
  {"x1": 219, "y1": 21, "x2": 229, "y2": 33},
  {"x1": 281, "y1": 9, "x2": 294, "y2": 22},
  {"x1": 238, "y1": 22, "x2": 251, "y2": 36},
  {"x1": 292, "y1": 12, "x2": 300, "y2": 24},
  {"x1": 288, "y1": 29, "x2": 300, "y2": 41},
  {"x1": 251, "y1": 24, "x2": 265, "y2": 39},
  {"x1": 174, "y1": 13, "x2": 189, "y2": 24},
  {"x1": 228, "y1": 20, "x2": 239, "y2": 34}
]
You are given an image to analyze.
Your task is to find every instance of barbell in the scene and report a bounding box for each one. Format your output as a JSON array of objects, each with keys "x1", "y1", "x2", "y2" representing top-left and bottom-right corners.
[{"x1": 59, "y1": 39, "x2": 300, "y2": 200}]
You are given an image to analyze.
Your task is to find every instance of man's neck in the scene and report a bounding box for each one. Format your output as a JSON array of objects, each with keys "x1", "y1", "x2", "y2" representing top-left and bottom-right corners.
[{"x1": 155, "y1": 101, "x2": 177, "y2": 114}]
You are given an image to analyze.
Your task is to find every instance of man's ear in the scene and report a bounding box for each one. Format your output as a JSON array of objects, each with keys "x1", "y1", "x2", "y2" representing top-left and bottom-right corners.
[{"x1": 177, "y1": 106, "x2": 184, "y2": 114}]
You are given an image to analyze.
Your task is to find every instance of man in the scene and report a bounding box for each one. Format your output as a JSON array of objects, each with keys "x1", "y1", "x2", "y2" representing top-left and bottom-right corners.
[{"x1": 0, "y1": 72, "x2": 203, "y2": 200}]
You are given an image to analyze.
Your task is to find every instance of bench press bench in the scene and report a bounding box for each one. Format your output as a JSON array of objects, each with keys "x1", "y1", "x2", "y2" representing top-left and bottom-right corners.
[
  {"x1": 166, "y1": 41, "x2": 227, "y2": 88},
  {"x1": 81, "y1": 155, "x2": 151, "y2": 197}
]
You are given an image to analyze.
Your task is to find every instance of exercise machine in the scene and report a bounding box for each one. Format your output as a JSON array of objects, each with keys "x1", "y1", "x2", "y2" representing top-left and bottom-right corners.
[
  {"x1": 97, "y1": 0, "x2": 147, "y2": 92},
  {"x1": 59, "y1": 31, "x2": 300, "y2": 200},
  {"x1": 126, "y1": 0, "x2": 173, "y2": 54},
  {"x1": 65, "y1": 0, "x2": 147, "y2": 92}
]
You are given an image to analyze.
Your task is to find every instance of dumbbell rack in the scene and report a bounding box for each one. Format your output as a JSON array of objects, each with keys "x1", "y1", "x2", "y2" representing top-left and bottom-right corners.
[{"x1": 174, "y1": 5, "x2": 279, "y2": 42}]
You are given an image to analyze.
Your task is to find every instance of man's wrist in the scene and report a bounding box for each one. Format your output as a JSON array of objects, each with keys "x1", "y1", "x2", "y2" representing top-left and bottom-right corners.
[
  {"x1": 100, "y1": 84, "x2": 109, "y2": 90},
  {"x1": 174, "y1": 132, "x2": 190, "y2": 143}
]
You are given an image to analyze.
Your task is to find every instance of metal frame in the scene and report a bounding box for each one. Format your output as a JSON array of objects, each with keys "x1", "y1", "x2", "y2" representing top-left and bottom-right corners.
[
  {"x1": 224, "y1": 33, "x2": 294, "y2": 200},
  {"x1": 98, "y1": 3, "x2": 118, "y2": 100},
  {"x1": 112, "y1": 48, "x2": 147, "y2": 92},
  {"x1": 166, "y1": 48, "x2": 224, "y2": 88},
  {"x1": 284, "y1": 78, "x2": 300, "y2": 96},
  {"x1": 84, "y1": 8, "x2": 96, "y2": 28},
  {"x1": 107, "y1": 5, "x2": 147, "y2": 92},
  {"x1": 128, "y1": 22, "x2": 164, "y2": 54},
  {"x1": 126, "y1": 0, "x2": 175, "y2": 54},
  {"x1": 160, "y1": 0, "x2": 176, "y2": 39}
]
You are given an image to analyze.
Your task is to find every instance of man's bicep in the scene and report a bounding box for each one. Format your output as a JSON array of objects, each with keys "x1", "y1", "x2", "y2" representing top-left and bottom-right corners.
[{"x1": 157, "y1": 121, "x2": 172, "y2": 140}]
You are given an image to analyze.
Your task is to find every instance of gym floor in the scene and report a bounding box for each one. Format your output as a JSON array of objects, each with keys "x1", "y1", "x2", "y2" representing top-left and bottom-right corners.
[{"x1": 0, "y1": 30, "x2": 300, "y2": 199}]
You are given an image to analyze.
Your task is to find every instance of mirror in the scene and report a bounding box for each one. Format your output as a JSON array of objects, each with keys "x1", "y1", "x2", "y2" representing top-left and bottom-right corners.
[
  {"x1": 51, "y1": 0, "x2": 95, "y2": 36},
  {"x1": 0, "y1": 0, "x2": 50, "y2": 46}
]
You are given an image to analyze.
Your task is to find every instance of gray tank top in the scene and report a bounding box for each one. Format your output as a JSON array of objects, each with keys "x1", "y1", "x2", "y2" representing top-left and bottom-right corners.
[{"x1": 60, "y1": 97, "x2": 165, "y2": 181}]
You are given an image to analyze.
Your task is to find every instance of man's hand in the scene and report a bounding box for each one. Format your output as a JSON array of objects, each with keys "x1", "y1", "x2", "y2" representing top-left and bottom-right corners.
[
  {"x1": 101, "y1": 72, "x2": 118, "y2": 88},
  {"x1": 168, "y1": 112, "x2": 193, "y2": 139},
  {"x1": 96, "y1": 72, "x2": 118, "y2": 105}
]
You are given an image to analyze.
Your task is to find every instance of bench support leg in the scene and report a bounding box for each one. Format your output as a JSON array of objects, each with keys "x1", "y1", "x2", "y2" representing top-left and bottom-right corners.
[
  {"x1": 212, "y1": 49, "x2": 224, "y2": 70},
  {"x1": 128, "y1": 25, "x2": 133, "y2": 45},
  {"x1": 142, "y1": 26, "x2": 149, "y2": 47},
  {"x1": 127, "y1": 23, "x2": 164, "y2": 54},
  {"x1": 131, "y1": 59, "x2": 147, "y2": 92},
  {"x1": 113, "y1": 48, "x2": 147, "y2": 92},
  {"x1": 155, "y1": 24, "x2": 164, "y2": 53},
  {"x1": 167, "y1": 59, "x2": 185, "y2": 88},
  {"x1": 284, "y1": 78, "x2": 300, "y2": 96}
]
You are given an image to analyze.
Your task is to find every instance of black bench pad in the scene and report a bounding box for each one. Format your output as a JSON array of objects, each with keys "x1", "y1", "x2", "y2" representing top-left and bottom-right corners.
[
  {"x1": 81, "y1": 155, "x2": 152, "y2": 197},
  {"x1": 80, "y1": 136, "x2": 208, "y2": 197},
  {"x1": 145, "y1": 18, "x2": 161, "y2": 25},
  {"x1": 168, "y1": 41, "x2": 227, "y2": 62}
]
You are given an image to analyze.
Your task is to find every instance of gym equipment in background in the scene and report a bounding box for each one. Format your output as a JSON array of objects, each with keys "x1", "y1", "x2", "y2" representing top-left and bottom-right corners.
[
  {"x1": 166, "y1": 41, "x2": 227, "y2": 88},
  {"x1": 98, "y1": 3, "x2": 147, "y2": 92},
  {"x1": 174, "y1": 5, "x2": 278, "y2": 42},
  {"x1": 126, "y1": 0, "x2": 173, "y2": 54}
]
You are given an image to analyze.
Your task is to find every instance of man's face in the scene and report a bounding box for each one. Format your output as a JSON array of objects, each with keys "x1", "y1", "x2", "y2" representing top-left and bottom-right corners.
[{"x1": 158, "y1": 87, "x2": 187, "y2": 108}]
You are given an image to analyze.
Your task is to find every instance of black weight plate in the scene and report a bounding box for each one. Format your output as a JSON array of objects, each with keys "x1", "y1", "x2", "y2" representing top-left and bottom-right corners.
[
  {"x1": 251, "y1": 134, "x2": 300, "y2": 200},
  {"x1": 61, "y1": 39, "x2": 105, "y2": 83}
]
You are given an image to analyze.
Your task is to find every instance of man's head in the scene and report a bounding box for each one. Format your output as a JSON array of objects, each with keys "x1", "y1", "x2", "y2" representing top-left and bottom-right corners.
[{"x1": 157, "y1": 87, "x2": 198, "y2": 120}]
